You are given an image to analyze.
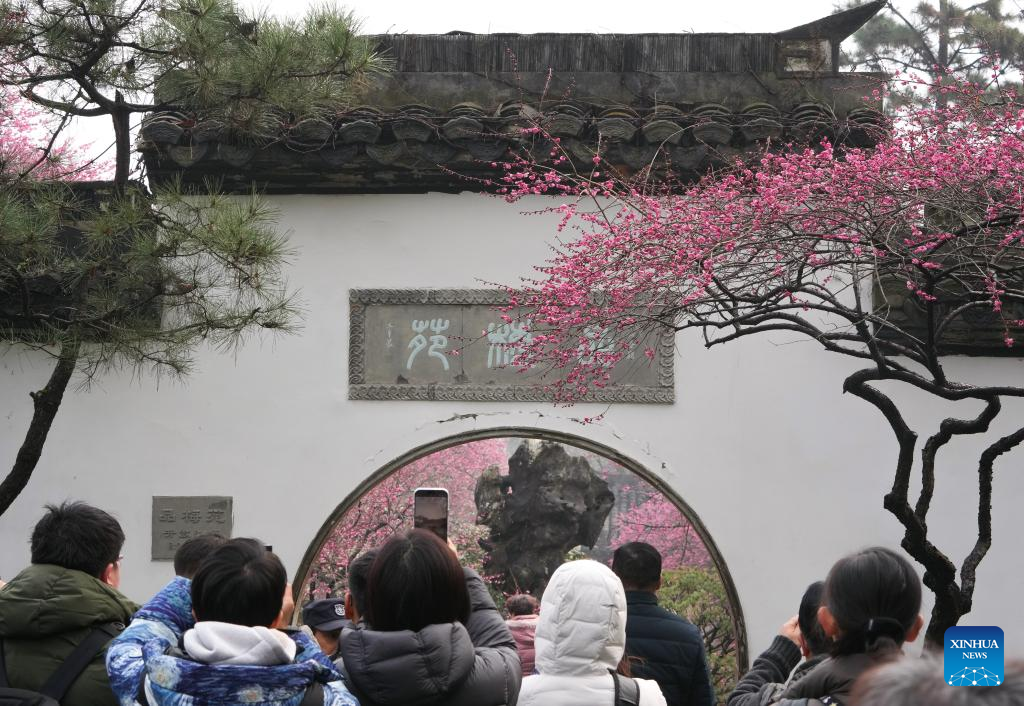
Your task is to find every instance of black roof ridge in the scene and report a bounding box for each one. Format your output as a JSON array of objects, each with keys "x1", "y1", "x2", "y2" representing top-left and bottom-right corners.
[{"x1": 777, "y1": 1, "x2": 885, "y2": 42}]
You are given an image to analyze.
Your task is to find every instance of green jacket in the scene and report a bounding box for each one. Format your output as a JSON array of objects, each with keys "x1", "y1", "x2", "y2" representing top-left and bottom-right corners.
[{"x1": 0, "y1": 564, "x2": 137, "y2": 706}]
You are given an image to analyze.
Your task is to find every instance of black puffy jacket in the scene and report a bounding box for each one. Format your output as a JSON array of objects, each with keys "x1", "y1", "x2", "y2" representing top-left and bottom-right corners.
[
  {"x1": 336, "y1": 568, "x2": 521, "y2": 706},
  {"x1": 771, "y1": 653, "x2": 879, "y2": 706},
  {"x1": 727, "y1": 635, "x2": 828, "y2": 706},
  {"x1": 622, "y1": 590, "x2": 715, "y2": 706}
]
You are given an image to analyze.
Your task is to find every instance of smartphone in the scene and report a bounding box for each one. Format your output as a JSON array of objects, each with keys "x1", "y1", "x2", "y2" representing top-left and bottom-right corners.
[{"x1": 413, "y1": 487, "x2": 449, "y2": 542}]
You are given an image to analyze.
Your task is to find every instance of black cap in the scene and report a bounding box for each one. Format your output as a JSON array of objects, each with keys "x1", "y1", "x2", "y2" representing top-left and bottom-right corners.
[{"x1": 302, "y1": 598, "x2": 348, "y2": 632}]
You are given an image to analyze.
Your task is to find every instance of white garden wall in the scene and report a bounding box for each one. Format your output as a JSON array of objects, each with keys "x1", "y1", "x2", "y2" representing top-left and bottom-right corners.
[{"x1": 2, "y1": 193, "x2": 1021, "y2": 658}]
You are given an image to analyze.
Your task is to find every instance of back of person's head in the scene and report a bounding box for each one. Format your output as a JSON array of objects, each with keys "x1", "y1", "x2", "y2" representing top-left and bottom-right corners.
[
  {"x1": 191, "y1": 538, "x2": 286, "y2": 627},
  {"x1": 173, "y1": 533, "x2": 227, "y2": 578},
  {"x1": 30, "y1": 501, "x2": 124, "y2": 579},
  {"x1": 798, "y1": 580, "x2": 830, "y2": 657},
  {"x1": 506, "y1": 593, "x2": 539, "y2": 617},
  {"x1": 535, "y1": 559, "x2": 627, "y2": 675},
  {"x1": 611, "y1": 541, "x2": 662, "y2": 591},
  {"x1": 301, "y1": 598, "x2": 350, "y2": 635},
  {"x1": 364, "y1": 529, "x2": 470, "y2": 632},
  {"x1": 851, "y1": 655, "x2": 1024, "y2": 706},
  {"x1": 822, "y1": 547, "x2": 922, "y2": 659},
  {"x1": 347, "y1": 548, "x2": 378, "y2": 619}
]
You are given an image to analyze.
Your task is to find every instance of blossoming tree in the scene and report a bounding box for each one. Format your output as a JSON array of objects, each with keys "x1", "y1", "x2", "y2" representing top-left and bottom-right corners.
[
  {"x1": 305, "y1": 439, "x2": 509, "y2": 599},
  {"x1": 611, "y1": 496, "x2": 712, "y2": 570},
  {"x1": 503, "y1": 74, "x2": 1024, "y2": 647},
  {"x1": 0, "y1": 86, "x2": 105, "y2": 180}
]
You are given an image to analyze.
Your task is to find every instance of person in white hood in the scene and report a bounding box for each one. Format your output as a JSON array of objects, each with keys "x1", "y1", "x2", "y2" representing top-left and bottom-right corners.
[{"x1": 517, "y1": 560, "x2": 668, "y2": 706}]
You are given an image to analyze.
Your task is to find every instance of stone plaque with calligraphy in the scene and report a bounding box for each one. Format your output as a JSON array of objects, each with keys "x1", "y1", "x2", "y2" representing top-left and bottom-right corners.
[
  {"x1": 349, "y1": 289, "x2": 674, "y2": 403},
  {"x1": 151, "y1": 496, "x2": 233, "y2": 561}
]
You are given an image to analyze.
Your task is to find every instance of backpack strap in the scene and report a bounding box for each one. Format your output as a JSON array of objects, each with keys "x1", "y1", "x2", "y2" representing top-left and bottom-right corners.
[
  {"x1": 136, "y1": 672, "x2": 150, "y2": 706},
  {"x1": 0, "y1": 638, "x2": 10, "y2": 688},
  {"x1": 37, "y1": 622, "x2": 122, "y2": 701},
  {"x1": 609, "y1": 668, "x2": 641, "y2": 706},
  {"x1": 299, "y1": 682, "x2": 324, "y2": 706}
]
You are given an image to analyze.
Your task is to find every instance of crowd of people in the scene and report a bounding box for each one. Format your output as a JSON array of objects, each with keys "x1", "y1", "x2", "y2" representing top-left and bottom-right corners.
[{"x1": 0, "y1": 501, "x2": 1021, "y2": 706}]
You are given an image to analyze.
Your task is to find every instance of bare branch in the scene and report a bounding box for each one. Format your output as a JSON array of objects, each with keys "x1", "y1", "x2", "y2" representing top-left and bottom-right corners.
[{"x1": 961, "y1": 423, "x2": 1024, "y2": 606}]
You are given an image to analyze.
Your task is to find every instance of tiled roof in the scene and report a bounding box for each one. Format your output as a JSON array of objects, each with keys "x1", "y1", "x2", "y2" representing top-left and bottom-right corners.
[
  {"x1": 140, "y1": 101, "x2": 884, "y2": 193},
  {"x1": 140, "y1": 3, "x2": 886, "y2": 194}
]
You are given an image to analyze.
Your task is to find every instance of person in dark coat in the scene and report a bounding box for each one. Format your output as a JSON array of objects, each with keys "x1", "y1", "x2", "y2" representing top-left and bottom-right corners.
[
  {"x1": 770, "y1": 547, "x2": 924, "y2": 706},
  {"x1": 335, "y1": 529, "x2": 521, "y2": 706},
  {"x1": 612, "y1": 541, "x2": 715, "y2": 706},
  {"x1": 0, "y1": 501, "x2": 136, "y2": 706},
  {"x1": 727, "y1": 581, "x2": 831, "y2": 706}
]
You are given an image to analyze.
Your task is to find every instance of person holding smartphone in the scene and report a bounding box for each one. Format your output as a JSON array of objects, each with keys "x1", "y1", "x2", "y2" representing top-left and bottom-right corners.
[{"x1": 335, "y1": 528, "x2": 522, "y2": 706}]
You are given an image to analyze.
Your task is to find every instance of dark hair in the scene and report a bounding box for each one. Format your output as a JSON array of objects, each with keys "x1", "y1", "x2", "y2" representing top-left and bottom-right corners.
[
  {"x1": 347, "y1": 549, "x2": 378, "y2": 618},
  {"x1": 611, "y1": 542, "x2": 662, "y2": 590},
  {"x1": 506, "y1": 593, "x2": 539, "y2": 617},
  {"x1": 30, "y1": 501, "x2": 124, "y2": 579},
  {"x1": 173, "y1": 533, "x2": 227, "y2": 578},
  {"x1": 364, "y1": 529, "x2": 470, "y2": 632},
  {"x1": 798, "y1": 580, "x2": 830, "y2": 657},
  {"x1": 823, "y1": 547, "x2": 921, "y2": 658},
  {"x1": 191, "y1": 538, "x2": 286, "y2": 627}
]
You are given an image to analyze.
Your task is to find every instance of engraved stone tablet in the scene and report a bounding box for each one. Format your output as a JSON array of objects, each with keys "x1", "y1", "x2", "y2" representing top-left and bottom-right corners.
[
  {"x1": 151, "y1": 496, "x2": 233, "y2": 561},
  {"x1": 349, "y1": 289, "x2": 674, "y2": 403}
]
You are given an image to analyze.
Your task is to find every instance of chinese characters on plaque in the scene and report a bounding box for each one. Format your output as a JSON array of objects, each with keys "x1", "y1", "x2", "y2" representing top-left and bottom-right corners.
[
  {"x1": 349, "y1": 289, "x2": 674, "y2": 403},
  {"x1": 151, "y1": 496, "x2": 233, "y2": 560}
]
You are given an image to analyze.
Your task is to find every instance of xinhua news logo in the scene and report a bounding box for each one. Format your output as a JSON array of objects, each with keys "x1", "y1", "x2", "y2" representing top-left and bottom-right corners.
[{"x1": 944, "y1": 626, "x2": 1004, "y2": 686}]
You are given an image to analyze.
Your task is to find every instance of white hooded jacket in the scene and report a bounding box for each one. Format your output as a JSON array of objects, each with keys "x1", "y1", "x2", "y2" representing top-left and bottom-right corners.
[
  {"x1": 517, "y1": 560, "x2": 668, "y2": 706},
  {"x1": 183, "y1": 622, "x2": 298, "y2": 665}
]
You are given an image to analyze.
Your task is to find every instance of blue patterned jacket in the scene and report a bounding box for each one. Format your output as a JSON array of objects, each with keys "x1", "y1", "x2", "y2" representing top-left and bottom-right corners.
[{"x1": 106, "y1": 577, "x2": 358, "y2": 706}]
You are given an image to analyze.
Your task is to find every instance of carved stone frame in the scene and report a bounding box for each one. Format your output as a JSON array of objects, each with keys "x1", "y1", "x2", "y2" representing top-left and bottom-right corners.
[{"x1": 348, "y1": 288, "x2": 675, "y2": 403}]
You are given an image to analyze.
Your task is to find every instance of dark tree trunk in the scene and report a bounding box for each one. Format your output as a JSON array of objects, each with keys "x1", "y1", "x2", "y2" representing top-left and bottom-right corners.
[
  {"x1": 924, "y1": 584, "x2": 964, "y2": 649},
  {"x1": 845, "y1": 368, "x2": 1024, "y2": 651},
  {"x1": 0, "y1": 341, "x2": 81, "y2": 516},
  {"x1": 112, "y1": 92, "x2": 131, "y2": 187},
  {"x1": 936, "y1": 0, "x2": 950, "y2": 109},
  {"x1": 846, "y1": 369, "x2": 965, "y2": 651}
]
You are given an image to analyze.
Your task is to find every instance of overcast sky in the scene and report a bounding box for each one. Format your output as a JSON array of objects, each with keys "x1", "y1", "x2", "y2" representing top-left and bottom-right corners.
[{"x1": 234, "y1": 0, "x2": 842, "y2": 35}]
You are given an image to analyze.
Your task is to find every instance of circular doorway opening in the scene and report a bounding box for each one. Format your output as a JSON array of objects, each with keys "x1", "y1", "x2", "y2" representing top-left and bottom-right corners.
[{"x1": 296, "y1": 431, "x2": 747, "y2": 695}]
